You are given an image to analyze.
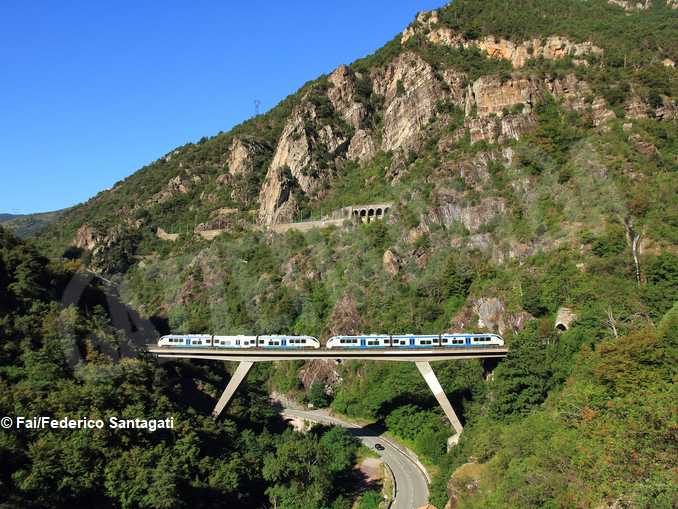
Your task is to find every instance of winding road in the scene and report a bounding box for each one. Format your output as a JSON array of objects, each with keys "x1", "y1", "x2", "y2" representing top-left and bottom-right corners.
[{"x1": 281, "y1": 408, "x2": 429, "y2": 509}]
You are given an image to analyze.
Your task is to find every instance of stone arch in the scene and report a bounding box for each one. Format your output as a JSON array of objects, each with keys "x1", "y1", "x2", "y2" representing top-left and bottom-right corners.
[{"x1": 554, "y1": 307, "x2": 576, "y2": 332}]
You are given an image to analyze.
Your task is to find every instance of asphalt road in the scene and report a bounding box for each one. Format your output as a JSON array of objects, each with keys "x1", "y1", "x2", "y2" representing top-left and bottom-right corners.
[{"x1": 281, "y1": 408, "x2": 429, "y2": 509}]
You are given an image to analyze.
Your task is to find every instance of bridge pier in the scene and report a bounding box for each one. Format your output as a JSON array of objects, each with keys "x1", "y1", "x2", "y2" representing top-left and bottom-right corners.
[
  {"x1": 415, "y1": 361, "x2": 463, "y2": 437},
  {"x1": 212, "y1": 361, "x2": 254, "y2": 418}
]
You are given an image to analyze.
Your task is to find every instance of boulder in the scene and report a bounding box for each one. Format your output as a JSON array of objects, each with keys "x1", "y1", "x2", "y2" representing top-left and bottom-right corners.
[{"x1": 383, "y1": 249, "x2": 401, "y2": 277}]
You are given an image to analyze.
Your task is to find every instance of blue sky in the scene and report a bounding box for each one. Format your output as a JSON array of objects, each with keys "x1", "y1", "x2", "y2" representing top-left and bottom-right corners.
[{"x1": 0, "y1": 1, "x2": 443, "y2": 214}]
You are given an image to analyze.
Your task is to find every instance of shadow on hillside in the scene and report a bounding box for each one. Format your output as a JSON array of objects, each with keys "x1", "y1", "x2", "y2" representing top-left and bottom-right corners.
[{"x1": 59, "y1": 271, "x2": 167, "y2": 363}]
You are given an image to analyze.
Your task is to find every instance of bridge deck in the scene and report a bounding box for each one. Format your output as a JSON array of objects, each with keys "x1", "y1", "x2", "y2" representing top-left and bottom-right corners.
[{"x1": 147, "y1": 346, "x2": 508, "y2": 362}]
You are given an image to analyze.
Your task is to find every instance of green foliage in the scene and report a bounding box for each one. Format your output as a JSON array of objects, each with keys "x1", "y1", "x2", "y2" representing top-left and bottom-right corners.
[
  {"x1": 308, "y1": 381, "x2": 331, "y2": 408},
  {"x1": 489, "y1": 324, "x2": 551, "y2": 418},
  {"x1": 262, "y1": 427, "x2": 359, "y2": 509},
  {"x1": 413, "y1": 42, "x2": 512, "y2": 81},
  {"x1": 357, "y1": 490, "x2": 382, "y2": 509},
  {"x1": 448, "y1": 318, "x2": 678, "y2": 508},
  {"x1": 0, "y1": 229, "x2": 364, "y2": 509},
  {"x1": 642, "y1": 253, "x2": 678, "y2": 319}
]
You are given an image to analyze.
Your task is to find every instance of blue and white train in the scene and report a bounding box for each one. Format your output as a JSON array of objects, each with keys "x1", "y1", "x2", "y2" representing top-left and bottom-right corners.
[
  {"x1": 325, "y1": 333, "x2": 504, "y2": 349},
  {"x1": 158, "y1": 334, "x2": 321, "y2": 349},
  {"x1": 157, "y1": 333, "x2": 503, "y2": 349}
]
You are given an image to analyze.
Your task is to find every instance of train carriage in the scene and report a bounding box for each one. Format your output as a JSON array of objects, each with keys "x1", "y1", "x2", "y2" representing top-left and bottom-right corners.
[
  {"x1": 326, "y1": 334, "x2": 390, "y2": 349},
  {"x1": 258, "y1": 335, "x2": 320, "y2": 349},
  {"x1": 326, "y1": 333, "x2": 504, "y2": 349},
  {"x1": 158, "y1": 334, "x2": 320, "y2": 349}
]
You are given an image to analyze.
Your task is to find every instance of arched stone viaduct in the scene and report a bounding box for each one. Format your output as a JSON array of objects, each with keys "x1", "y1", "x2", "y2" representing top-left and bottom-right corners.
[{"x1": 335, "y1": 202, "x2": 393, "y2": 223}]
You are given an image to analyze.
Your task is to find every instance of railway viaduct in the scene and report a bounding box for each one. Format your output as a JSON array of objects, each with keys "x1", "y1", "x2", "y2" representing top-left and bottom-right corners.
[{"x1": 147, "y1": 346, "x2": 508, "y2": 440}]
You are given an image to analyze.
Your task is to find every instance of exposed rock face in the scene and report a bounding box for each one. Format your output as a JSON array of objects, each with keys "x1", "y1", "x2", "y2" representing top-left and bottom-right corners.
[
  {"x1": 226, "y1": 137, "x2": 268, "y2": 176},
  {"x1": 281, "y1": 252, "x2": 320, "y2": 289},
  {"x1": 462, "y1": 73, "x2": 614, "y2": 129},
  {"x1": 156, "y1": 227, "x2": 179, "y2": 241},
  {"x1": 655, "y1": 95, "x2": 677, "y2": 121},
  {"x1": 383, "y1": 249, "x2": 401, "y2": 277},
  {"x1": 410, "y1": 14, "x2": 602, "y2": 69},
  {"x1": 328, "y1": 294, "x2": 362, "y2": 336},
  {"x1": 590, "y1": 97, "x2": 617, "y2": 127},
  {"x1": 258, "y1": 166, "x2": 301, "y2": 225},
  {"x1": 451, "y1": 297, "x2": 533, "y2": 335},
  {"x1": 436, "y1": 150, "x2": 513, "y2": 187},
  {"x1": 258, "y1": 100, "x2": 349, "y2": 224},
  {"x1": 630, "y1": 134, "x2": 658, "y2": 156},
  {"x1": 73, "y1": 224, "x2": 140, "y2": 274},
  {"x1": 149, "y1": 175, "x2": 193, "y2": 205},
  {"x1": 545, "y1": 74, "x2": 616, "y2": 126},
  {"x1": 545, "y1": 73, "x2": 590, "y2": 111},
  {"x1": 473, "y1": 297, "x2": 506, "y2": 332},
  {"x1": 608, "y1": 0, "x2": 652, "y2": 10},
  {"x1": 175, "y1": 249, "x2": 225, "y2": 305},
  {"x1": 445, "y1": 462, "x2": 487, "y2": 509},
  {"x1": 625, "y1": 95, "x2": 649, "y2": 119},
  {"x1": 426, "y1": 189, "x2": 506, "y2": 233},
  {"x1": 347, "y1": 129, "x2": 376, "y2": 163},
  {"x1": 480, "y1": 35, "x2": 602, "y2": 68},
  {"x1": 298, "y1": 360, "x2": 342, "y2": 391},
  {"x1": 401, "y1": 10, "x2": 439, "y2": 43},
  {"x1": 327, "y1": 64, "x2": 367, "y2": 129},
  {"x1": 372, "y1": 52, "x2": 453, "y2": 152},
  {"x1": 465, "y1": 113, "x2": 537, "y2": 144},
  {"x1": 467, "y1": 75, "x2": 540, "y2": 117},
  {"x1": 193, "y1": 208, "x2": 241, "y2": 234},
  {"x1": 73, "y1": 224, "x2": 100, "y2": 251}
]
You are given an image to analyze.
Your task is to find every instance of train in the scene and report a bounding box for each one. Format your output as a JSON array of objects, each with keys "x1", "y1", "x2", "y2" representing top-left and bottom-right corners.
[
  {"x1": 157, "y1": 334, "x2": 320, "y2": 348},
  {"x1": 326, "y1": 333, "x2": 503, "y2": 348},
  {"x1": 157, "y1": 333, "x2": 503, "y2": 349}
]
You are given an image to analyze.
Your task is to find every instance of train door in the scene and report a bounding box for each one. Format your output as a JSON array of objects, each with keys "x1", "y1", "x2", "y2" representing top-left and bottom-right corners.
[
  {"x1": 410, "y1": 337, "x2": 415, "y2": 347},
  {"x1": 360, "y1": 338, "x2": 366, "y2": 348},
  {"x1": 281, "y1": 338, "x2": 287, "y2": 347},
  {"x1": 465, "y1": 337, "x2": 471, "y2": 346}
]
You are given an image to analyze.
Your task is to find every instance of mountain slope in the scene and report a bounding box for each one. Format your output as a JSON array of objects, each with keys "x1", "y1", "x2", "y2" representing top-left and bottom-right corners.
[
  {"x1": 0, "y1": 209, "x2": 66, "y2": 238},
  {"x1": 31, "y1": 1, "x2": 678, "y2": 508}
]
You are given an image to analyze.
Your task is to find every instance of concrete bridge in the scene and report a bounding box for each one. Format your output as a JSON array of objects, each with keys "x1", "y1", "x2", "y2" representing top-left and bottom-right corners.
[{"x1": 147, "y1": 345, "x2": 507, "y2": 439}]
